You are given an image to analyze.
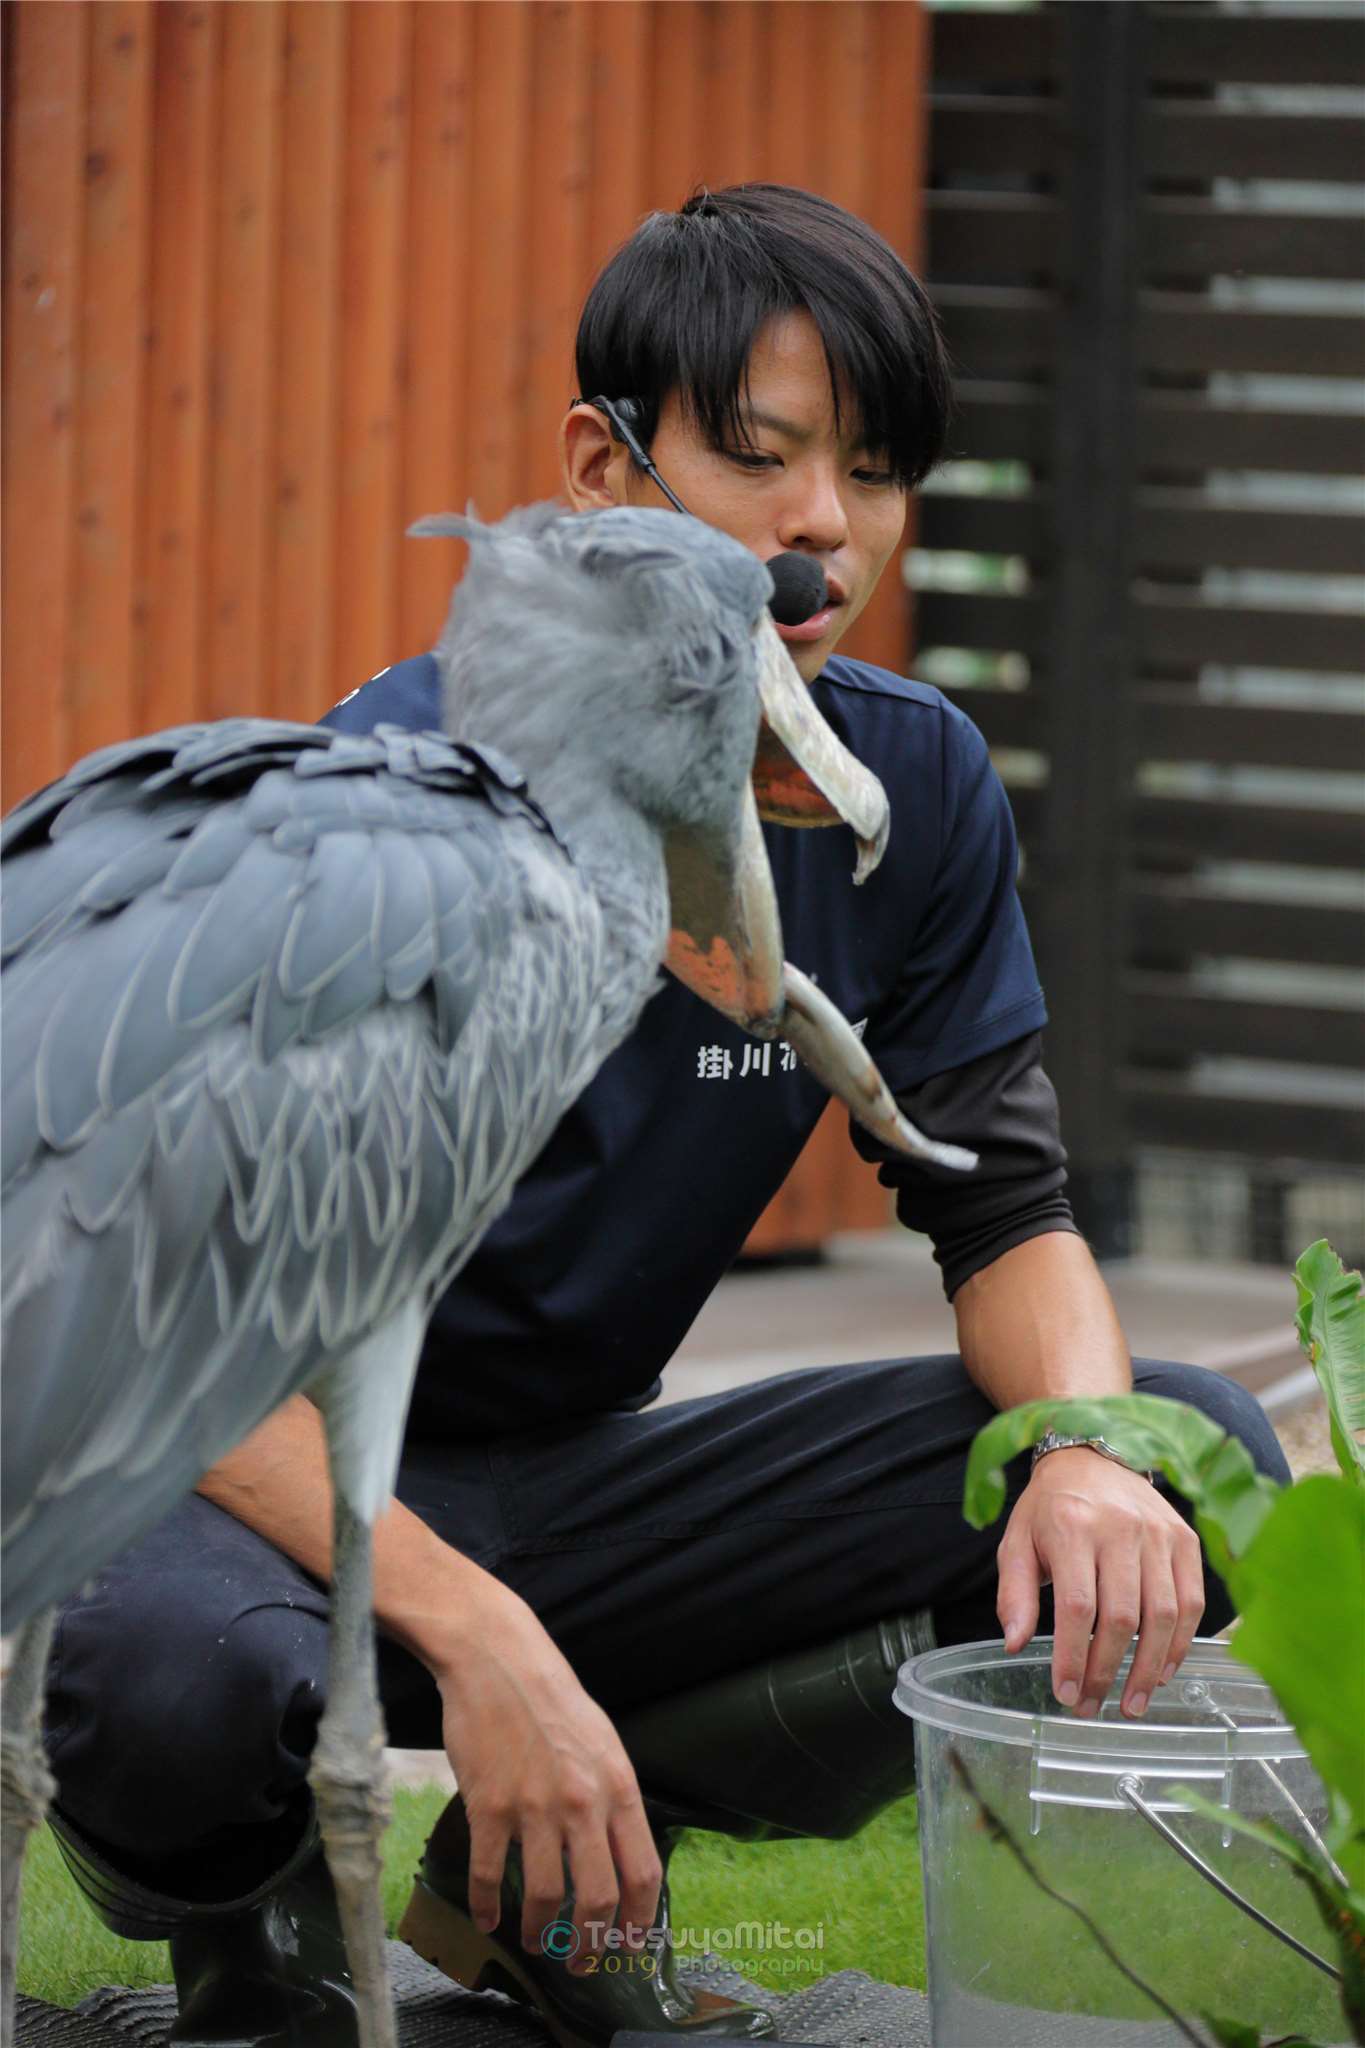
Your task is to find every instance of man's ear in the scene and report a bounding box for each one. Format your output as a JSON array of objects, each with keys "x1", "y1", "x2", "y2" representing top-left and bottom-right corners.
[{"x1": 560, "y1": 404, "x2": 627, "y2": 510}]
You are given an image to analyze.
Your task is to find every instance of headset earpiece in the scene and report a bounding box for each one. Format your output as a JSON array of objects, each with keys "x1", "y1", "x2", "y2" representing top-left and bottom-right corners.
[
  {"x1": 574, "y1": 397, "x2": 691, "y2": 518},
  {"x1": 580, "y1": 395, "x2": 644, "y2": 452}
]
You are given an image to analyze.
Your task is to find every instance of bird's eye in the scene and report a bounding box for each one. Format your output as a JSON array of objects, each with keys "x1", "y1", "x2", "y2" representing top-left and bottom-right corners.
[{"x1": 582, "y1": 542, "x2": 675, "y2": 579}]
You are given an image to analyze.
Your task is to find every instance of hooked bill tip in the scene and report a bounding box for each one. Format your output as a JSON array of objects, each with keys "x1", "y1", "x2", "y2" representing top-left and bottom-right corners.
[{"x1": 910, "y1": 1133, "x2": 979, "y2": 1173}]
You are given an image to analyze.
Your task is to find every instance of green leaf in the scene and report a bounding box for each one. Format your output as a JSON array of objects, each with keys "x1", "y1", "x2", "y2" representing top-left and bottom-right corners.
[
  {"x1": 1200, "y1": 2017, "x2": 1331, "y2": 2047},
  {"x1": 1297, "y1": 1865, "x2": 1365, "y2": 2046},
  {"x1": 962, "y1": 1393, "x2": 1282, "y2": 1575},
  {"x1": 1295, "y1": 1241, "x2": 1365, "y2": 1488},
  {"x1": 1232, "y1": 1478, "x2": 1365, "y2": 1834},
  {"x1": 1199, "y1": 2022, "x2": 1329, "y2": 2048},
  {"x1": 1206, "y1": 2036, "x2": 1323, "y2": 2048},
  {"x1": 1200, "y1": 2019, "x2": 1267, "y2": 2047},
  {"x1": 1325, "y1": 1794, "x2": 1365, "y2": 1895}
]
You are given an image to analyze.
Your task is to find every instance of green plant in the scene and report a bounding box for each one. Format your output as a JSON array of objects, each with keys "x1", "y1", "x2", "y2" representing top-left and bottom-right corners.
[{"x1": 961, "y1": 1239, "x2": 1365, "y2": 2048}]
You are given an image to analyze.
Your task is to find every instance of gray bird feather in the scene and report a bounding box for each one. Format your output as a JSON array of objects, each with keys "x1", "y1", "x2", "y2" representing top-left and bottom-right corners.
[
  {"x1": 3, "y1": 503, "x2": 782, "y2": 1632},
  {"x1": 1, "y1": 723, "x2": 620, "y2": 1627}
]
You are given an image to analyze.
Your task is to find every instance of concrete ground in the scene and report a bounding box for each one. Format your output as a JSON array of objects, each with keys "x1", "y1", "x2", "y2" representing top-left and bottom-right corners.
[{"x1": 665, "y1": 1229, "x2": 1315, "y2": 1412}]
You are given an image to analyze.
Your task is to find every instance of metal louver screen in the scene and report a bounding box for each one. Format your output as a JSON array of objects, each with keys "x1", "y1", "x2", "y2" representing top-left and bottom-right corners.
[{"x1": 918, "y1": 2, "x2": 1364, "y2": 1259}]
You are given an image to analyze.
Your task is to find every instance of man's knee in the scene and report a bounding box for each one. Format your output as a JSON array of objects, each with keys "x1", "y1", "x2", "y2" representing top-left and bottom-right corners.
[
  {"x1": 45, "y1": 1509, "x2": 330, "y2": 1861},
  {"x1": 1131, "y1": 1359, "x2": 1291, "y2": 1488}
]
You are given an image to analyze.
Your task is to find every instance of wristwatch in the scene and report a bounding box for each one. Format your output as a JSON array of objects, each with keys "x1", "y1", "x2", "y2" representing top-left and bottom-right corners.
[{"x1": 1031, "y1": 1432, "x2": 1156, "y2": 1485}]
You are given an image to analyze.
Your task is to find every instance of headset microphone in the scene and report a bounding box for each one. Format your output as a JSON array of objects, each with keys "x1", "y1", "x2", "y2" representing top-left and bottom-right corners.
[
  {"x1": 579, "y1": 397, "x2": 830, "y2": 628},
  {"x1": 764, "y1": 552, "x2": 828, "y2": 626},
  {"x1": 581, "y1": 396, "x2": 692, "y2": 518}
]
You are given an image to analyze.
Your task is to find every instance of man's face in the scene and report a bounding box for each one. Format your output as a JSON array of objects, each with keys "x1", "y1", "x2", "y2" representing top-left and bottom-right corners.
[{"x1": 567, "y1": 311, "x2": 909, "y2": 684}]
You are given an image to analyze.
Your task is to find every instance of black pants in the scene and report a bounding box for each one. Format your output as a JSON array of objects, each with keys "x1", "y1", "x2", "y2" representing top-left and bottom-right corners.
[{"x1": 44, "y1": 1354, "x2": 1288, "y2": 1891}]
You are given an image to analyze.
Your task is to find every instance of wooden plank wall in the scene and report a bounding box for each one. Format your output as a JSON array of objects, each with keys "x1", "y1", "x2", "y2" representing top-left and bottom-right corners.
[{"x1": 3, "y1": 0, "x2": 934, "y2": 1250}]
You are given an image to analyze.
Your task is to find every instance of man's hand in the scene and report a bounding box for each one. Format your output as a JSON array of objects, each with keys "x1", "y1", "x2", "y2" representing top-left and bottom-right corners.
[
  {"x1": 996, "y1": 1446, "x2": 1205, "y2": 1719},
  {"x1": 430, "y1": 1577, "x2": 662, "y2": 1973},
  {"x1": 952, "y1": 1233, "x2": 1206, "y2": 1715}
]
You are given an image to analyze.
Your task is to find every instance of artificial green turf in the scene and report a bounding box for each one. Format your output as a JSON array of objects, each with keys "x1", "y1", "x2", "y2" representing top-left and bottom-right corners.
[
  {"x1": 15, "y1": 1790, "x2": 451, "y2": 2006},
  {"x1": 669, "y1": 1793, "x2": 926, "y2": 1996},
  {"x1": 17, "y1": 1822, "x2": 173, "y2": 2005},
  {"x1": 16, "y1": 1786, "x2": 926, "y2": 2007}
]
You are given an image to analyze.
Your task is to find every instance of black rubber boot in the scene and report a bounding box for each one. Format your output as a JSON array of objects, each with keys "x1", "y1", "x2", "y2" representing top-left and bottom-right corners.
[
  {"x1": 398, "y1": 1612, "x2": 930, "y2": 2047},
  {"x1": 47, "y1": 1804, "x2": 359, "y2": 2046},
  {"x1": 617, "y1": 1612, "x2": 932, "y2": 1842}
]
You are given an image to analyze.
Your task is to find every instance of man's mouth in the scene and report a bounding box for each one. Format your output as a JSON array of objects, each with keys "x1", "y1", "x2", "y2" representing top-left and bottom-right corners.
[
  {"x1": 775, "y1": 604, "x2": 837, "y2": 644},
  {"x1": 773, "y1": 573, "x2": 847, "y2": 645}
]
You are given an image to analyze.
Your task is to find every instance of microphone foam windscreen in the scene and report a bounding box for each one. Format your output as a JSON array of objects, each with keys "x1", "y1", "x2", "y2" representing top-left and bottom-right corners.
[{"x1": 765, "y1": 552, "x2": 828, "y2": 627}]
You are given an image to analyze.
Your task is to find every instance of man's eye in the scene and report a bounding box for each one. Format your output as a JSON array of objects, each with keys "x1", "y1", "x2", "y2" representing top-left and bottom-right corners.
[
  {"x1": 723, "y1": 450, "x2": 779, "y2": 472},
  {"x1": 853, "y1": 467, "x2": 896, "y2": 486}
]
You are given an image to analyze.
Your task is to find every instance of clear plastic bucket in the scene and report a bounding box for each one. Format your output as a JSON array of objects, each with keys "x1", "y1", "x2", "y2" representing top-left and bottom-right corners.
[{"x1": 895, "y1": 1638, "x2": 1346, "y2": 2046}]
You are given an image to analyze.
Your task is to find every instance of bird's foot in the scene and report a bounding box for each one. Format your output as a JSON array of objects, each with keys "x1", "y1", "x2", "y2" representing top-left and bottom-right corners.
[
  {"x1": 309, "y1": 1730, "x2": 394, "y2": 2048},
  {"x1": 1, "y1": 1611, "x2": 59, "y2": 2044}
]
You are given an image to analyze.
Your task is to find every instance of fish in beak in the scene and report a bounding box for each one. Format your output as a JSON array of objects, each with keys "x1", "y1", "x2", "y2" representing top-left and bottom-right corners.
[{"x1": 664, "y1": 612, "x2": 977, "y2": 1173}]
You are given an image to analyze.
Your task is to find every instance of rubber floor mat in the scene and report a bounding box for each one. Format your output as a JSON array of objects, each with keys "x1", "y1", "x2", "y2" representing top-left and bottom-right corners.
[{"x1": 16, "y1": 1943, "x2": 935, "y2": 2048}]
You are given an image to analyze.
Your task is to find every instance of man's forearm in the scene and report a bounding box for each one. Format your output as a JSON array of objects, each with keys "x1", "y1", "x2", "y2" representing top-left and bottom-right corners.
[
  {"x1": 952, "y1": 1229, "x2": 1132, "y2": 1411},
  {"x1": 954, "y1": 1229, "x2": 1207, "y2": 1719},
  {"x1": 196, "y1": 1393, "x2": 492, "y2": 1679}
]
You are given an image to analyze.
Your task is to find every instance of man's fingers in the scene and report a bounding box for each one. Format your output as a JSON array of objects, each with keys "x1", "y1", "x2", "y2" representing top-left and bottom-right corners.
[
  {"x1": 467, "y1": 1811, "x2": 513, "y2": 1937},
  {"x1": 564, "y1": 1824, "x2": 622, "y2": 1974},
  {"x1": 995, "y1": 1532, "x2": 1042, "y2": 1654},
  {"x1": 1047, "y1": 1553, "x2": 1098, "y2": 1709},
  {"x1": 519, "y1": 1815, "x2": 571, "y2": 1956},
  {"x1": 609, "y1": 1802, "x2": 664, "y2": 1944},
  {"x1": 1120, "y1": 1517, "x2": 1205, "y2": 1713},
  {"x1": 1014, "y1": 1464, "x2": 1213, "y2": 1720},
  {"x1": 1117, "y1": 1538, "x2": 1184, "y2": 1717},
  {"x1": 1161, "y1": 1525, "x2": 1208, "y2": 1688},
  {"x1": 1078, "y1": 1539, "x2": 1143, "y2": 1715}
]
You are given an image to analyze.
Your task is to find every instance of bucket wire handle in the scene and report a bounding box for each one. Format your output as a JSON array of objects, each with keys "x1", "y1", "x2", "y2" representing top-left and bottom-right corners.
[
  {"x1": 1115, "y1": 1774, "x2": 1342, "y2": 1983},
  {"x1": 1184, "y1": 1683, "x2": 1349, "y2": 1891}
]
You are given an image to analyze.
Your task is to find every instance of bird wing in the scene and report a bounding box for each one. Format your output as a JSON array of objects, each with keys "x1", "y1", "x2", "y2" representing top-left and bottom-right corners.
[{"x1": 1, "y1": 720, "x2": 594, "y2": 1627}]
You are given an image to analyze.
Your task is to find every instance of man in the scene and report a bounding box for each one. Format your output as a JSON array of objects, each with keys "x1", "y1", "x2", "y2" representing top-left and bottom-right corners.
[{"x1": 44, "y1": 185, "x2": 1288, "y2": 2044}]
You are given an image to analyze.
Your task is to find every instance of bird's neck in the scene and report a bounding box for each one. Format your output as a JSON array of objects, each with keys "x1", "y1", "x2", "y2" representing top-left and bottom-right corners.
[
  {"x1": 539, "y1": 775, "x2": 672, "y2": 1030},
  {"x1": 499, "y1": 753, "x2": 671, "y2": 1024},
  {"x1": 564, "y1": 770, "x2": 671, "y2": 933},
  {"x1": 448, "y1": 697, "x2": 673, "y2": 1029}
]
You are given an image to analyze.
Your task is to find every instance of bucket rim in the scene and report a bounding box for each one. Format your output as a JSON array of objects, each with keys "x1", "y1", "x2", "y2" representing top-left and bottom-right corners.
[{"x1": 894, "y1": 1636, "x2": 1310, "y2": 1759}]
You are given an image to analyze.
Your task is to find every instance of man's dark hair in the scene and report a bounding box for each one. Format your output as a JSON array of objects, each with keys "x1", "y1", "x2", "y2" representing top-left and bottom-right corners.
[{"x1": 574, "y1": 183, "x2": 952, "y2": 491}]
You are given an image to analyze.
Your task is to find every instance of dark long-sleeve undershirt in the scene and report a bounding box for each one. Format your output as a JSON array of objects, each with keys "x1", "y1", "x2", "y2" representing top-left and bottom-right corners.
[{"x1": 850, "y1": 1030, "x2": 1080, "y2": 1301}]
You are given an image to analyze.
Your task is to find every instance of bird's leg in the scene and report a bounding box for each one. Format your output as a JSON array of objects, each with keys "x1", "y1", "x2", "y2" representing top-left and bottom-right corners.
[
  {"x1": 309, "y1": 1489, "x2": 395, "y2": 2048},
  {"x1": 1, "y1": 1606, "x2": 57, "y2": 2039},
  {"x1": 306, "y1": 1299, "x2": 425, "y2": 2048}
]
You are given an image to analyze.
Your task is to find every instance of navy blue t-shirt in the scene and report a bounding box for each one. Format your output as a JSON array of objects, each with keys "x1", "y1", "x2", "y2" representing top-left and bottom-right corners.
[{"x1": 323, "y1": 651, "x2": 1047, "y2": 1440}]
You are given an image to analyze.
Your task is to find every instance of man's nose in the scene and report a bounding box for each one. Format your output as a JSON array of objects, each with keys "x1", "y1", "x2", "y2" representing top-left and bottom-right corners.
[{"x1": 775, "y1": 462, "x2": 849, "y2": 554}]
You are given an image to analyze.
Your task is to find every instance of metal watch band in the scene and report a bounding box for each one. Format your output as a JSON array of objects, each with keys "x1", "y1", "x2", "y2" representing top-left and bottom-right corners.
[{"x1": 1031, "y1": 1431, "x2": 1156, "y2": 1484}]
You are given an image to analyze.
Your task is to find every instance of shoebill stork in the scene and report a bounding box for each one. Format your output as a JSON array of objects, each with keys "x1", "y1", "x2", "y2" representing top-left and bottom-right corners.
[{"x1": 0, "y1": 502, "x2": 974, "y2": 2046}]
